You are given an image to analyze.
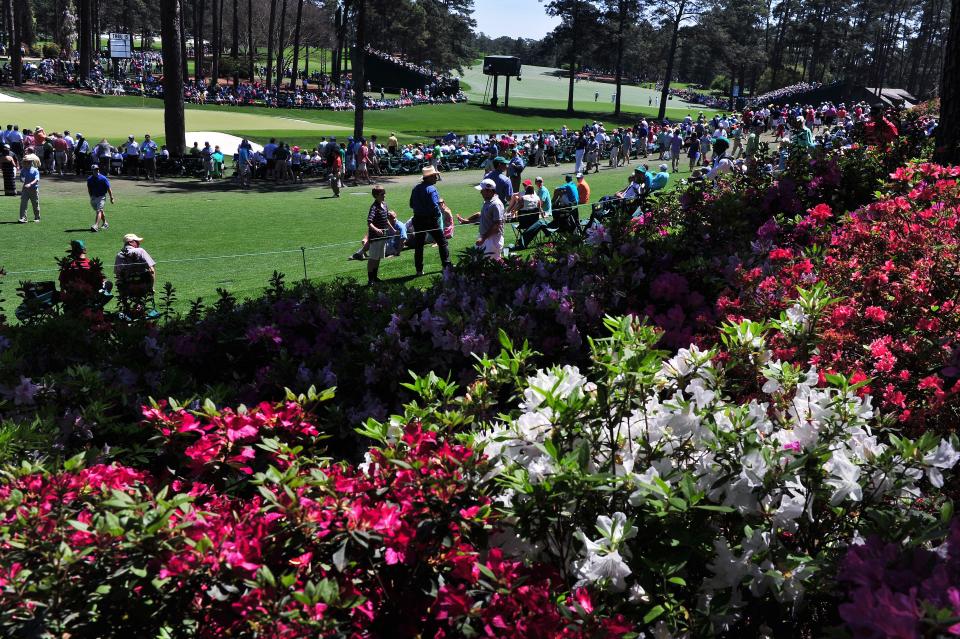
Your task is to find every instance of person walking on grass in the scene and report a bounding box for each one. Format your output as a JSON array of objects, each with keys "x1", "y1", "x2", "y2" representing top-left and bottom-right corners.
[
  {"x1": 18, "y1": 156, "x2": 40, "y2": 223},
  {"x1": 88, "y1": 164, "x2": 114, "y2": 232},
  {"x1": 365, "y1": 185, "x2": 394, "y2": 284},
  {"x1": 409, "y1": 165, "x2": 451, "y2": 277}
]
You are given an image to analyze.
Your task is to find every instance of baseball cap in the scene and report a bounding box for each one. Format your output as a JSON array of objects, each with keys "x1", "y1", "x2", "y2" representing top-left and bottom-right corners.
[
  {"x1": 475, "y1": 178, "x2": 496, "y2": 191},
  {"x1": 535, "y1": 176, "x2": 543, "y2": 182},
  {"x1": 493, "y1": 156, "x2": 507, "y2": 164},
  {"x1": 123, "y1": 233, "x2": 144, "y2": 244},
  {"x1": 659, "y1": 164, "x2": 669, "y2": 171},
  {"x1": 90, "y1": 164, "x2": 99, "y2": 170},
  {"x1": 576, "y1": 172, "x2": 584, "y2": 179},
  {"x1": 70, "y1": 239, "x2": 85, "y2": 254},
  {"x1": 128, "y1": 135, "x2": 134, "y2": 140},
  {"x1": 522, "y1": 179, "x2": 533, "y2": 187}
]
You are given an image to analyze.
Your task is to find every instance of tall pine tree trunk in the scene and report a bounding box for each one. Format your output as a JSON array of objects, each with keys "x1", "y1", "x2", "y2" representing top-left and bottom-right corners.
[
  {"x1": 178, "y1": 0, "x2": 187, "y2": 81},
  {"x1": 613, "y1": 0, "x2": 626, "y2": 116},
  {"x1": 192, "y1": 0, "x2": 200, "y2": 80},
  {"x1": 566, "y1": 0, "x2": 579, "y2": 114},
  {"x1": 657, "y1": 2, "x2": 686, "y2": 122},
  {"x1": 160, "y1": 0, "x2": 186, "y2": 156},
  {"x1": 265, "y1": 0, "x2": 276, "y2": 88},
  {"x1": 352, "y1": 0, "x2": 365, "y2": 138},
  {"x1": 275, "y1": 0, "x2": 287, "y2": 89},
  {"x1": 935, "y1": 0, "x2": 960, "y2": 163},
  {"x1": 210, "y1": 0, "x2": 220, "y2": 87},
  {"x1": 246, "y1": 0, "x2": 253, "y2": 81},
  {"x1": 332, "y1": 4, "x2": 342, "y2": 86},
  {"x1": 78, "y1": 0, "x2": 91, "y2": 79},
  {"x1": 10, "y1": 0, "x2": 21, "y2": 85},
  {"x1": 290, "y1": 0, "x2": 304, "y2": 88},
  {"x1": 231, "y1": 0, "x2": 238, "y2": 84}
]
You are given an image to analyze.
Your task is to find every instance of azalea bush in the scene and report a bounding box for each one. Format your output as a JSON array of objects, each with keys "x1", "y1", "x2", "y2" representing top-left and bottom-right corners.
[
  {"x1": 462, "y1": 316, "x2": 958, "y2": 637},
  {"x1": 722, "y1": 162, "x2": 960, "y2": 431},
  {"x1": 0, "y1": 393, "x2": 631, "y2": 638},
  {"x1": 0, "y1": 137, "x2": 911, "y2": 462},
  {"x1": 837, "y1": 516, "x2": 960, "y2": 638}
]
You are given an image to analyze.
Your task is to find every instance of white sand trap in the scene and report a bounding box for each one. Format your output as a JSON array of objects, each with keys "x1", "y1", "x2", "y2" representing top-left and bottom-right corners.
[
  {"x1": 0, "y1": 92, "x2": 24, "y2": 103},
  {"x1": 186, "y1": 131, "x2": 263, "y2": 153}
]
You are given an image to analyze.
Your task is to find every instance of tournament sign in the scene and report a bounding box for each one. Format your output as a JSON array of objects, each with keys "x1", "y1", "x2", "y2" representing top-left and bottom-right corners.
[{"x1": 109, "y1": 33, "x2": 132, "y2": 59}]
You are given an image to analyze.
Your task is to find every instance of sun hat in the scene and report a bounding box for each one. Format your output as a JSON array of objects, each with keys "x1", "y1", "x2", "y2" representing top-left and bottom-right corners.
[
  {"x1": 123, "y1": 233, "x2": 144, "y2": 244},
  {"x1": 475, "y1": 178, "x2": 496, "y2": 191},
  {"x1": 421, "y1": 165, "x2": 439, "y2": 178}
]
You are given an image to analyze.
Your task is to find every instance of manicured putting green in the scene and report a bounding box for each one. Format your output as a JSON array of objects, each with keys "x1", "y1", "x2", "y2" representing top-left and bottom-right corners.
[
  {"x1": 0, "y1": 102, "x2": 350, "y2": 138},
  {"x1": 458, "y1": 64, "x2": 709, "y2": 119}
]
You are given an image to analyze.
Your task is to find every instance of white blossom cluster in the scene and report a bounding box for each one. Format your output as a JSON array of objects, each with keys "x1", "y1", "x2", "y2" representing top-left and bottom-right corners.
[{"x1": 478, "y1": 328, "x2": 960, "y2": 627}]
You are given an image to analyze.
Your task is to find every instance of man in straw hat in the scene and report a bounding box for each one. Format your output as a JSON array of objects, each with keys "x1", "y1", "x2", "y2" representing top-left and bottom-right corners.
[{"x1": 408, "y1": 165, "x2": 451, "y2": 277}]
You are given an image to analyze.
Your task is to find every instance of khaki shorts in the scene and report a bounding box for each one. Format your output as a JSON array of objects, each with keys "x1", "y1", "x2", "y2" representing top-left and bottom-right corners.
[{"x1": 368, "y1": 236, "x2": 387, "y2": 260}]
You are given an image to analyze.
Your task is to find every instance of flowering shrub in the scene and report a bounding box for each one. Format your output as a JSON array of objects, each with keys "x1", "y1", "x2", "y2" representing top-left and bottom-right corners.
[
  {"x1": 723, "y1": 163, "x2": 960, "y2": 430},
  {"x1": 466, "y1": 316, "x2": 958, "y2": 636},
  {"x1": 838, "y1": 517, "x2": 960, "y2": 638},
  {"x1": 0, "y1": 400, "x2": 628, "y2": 638}
]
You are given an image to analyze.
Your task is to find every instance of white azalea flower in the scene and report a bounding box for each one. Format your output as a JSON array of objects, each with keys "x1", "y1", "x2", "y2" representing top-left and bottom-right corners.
[
  {"x1": 575, "y1": 548, "x2": 632, "y2": 592},
  {"x1": 825, "y1": 449, "x2": 862, "y2": 504},
  {"x1": 923, "y1": 439, "x2": 960, "y2": 488}
]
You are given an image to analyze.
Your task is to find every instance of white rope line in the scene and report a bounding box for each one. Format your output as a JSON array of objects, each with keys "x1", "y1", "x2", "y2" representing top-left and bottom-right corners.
[{"x1": 2, "y1": 197, "x2": 633, "y2": 277}]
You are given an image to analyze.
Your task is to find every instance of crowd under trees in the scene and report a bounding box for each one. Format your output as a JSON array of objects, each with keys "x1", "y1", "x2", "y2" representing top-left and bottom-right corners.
[{"x1": 0, "y1": 0, "x2": 957, "y2": 161}]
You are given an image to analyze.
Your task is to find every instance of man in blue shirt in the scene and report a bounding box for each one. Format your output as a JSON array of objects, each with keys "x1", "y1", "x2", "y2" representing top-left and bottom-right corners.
[
  {"x1": 649, "y1": 163, "x2": 670, "y2": 192},
  {"x1": 140, "y1": 133, "x2": 158, "y2": 181},
  {"x1": 87, "y1": 164, "x2": 114, "y2": 231},
  {"x1": 237, "y1": 139, "x2": 253, "y2": 189},
  {"x1": 483, "y1": 156, "x2": 513, "y2": 204},
  {"x1": 408, "y1": 165, "x2": 451, "y2": 276},
  {"x1": 535, "y1": 176, "x2": 551, "y2": 216},
  {"x1": 18, "y1": 160, "x2": 39, "y2": 223}
]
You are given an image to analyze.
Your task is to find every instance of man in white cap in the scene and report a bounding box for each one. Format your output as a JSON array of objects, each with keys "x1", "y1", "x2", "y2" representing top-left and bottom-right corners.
[
  {"x1": 456, "y1": 178, "x2": 505, "y2": 259},
  {"x1": 18, "y1": 152, "x2": 40, "y2": 223},
  {"x1": 124, "y1": 135, "x2": 140, "y2": 178},
  {"x1": 114, "y1": 233, "x2": 156, "y2": 293},
  {"x1": 408, "y1": 165, "x2": 451, "y2": 276}
]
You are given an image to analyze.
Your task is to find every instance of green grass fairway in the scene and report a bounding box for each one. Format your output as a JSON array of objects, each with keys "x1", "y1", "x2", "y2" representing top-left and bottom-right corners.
[
  {"x1": 0, "y1": 155, "x2": 695, "y2": 318},
  {"x1": 458, "y1": 64, "x2": 713, "y2": 120},
  {"x1": 0, "y1": 90, "x2": 713, "y2": 149},
  {"x1": 0, "y1": 102, "x2": 347, "y2": 140}
]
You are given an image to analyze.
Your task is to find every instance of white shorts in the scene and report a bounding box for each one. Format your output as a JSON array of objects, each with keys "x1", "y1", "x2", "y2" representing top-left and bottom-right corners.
[
  {"x1": 481, "y1": 235, "x2": 504, "y2": 258},
  {"x1": 90, "y1": 195, "x2": 106, "y2": 211}
]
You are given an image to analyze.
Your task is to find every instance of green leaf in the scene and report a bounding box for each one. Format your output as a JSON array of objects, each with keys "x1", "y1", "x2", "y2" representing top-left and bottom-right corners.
[{"x1": 643, "y1": 605, "x2": 666, "y2": 624}]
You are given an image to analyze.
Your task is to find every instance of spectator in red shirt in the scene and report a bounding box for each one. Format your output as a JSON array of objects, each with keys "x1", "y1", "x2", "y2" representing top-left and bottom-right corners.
[
  {"x1": 864, "y1": 104, "x2": 899, "y2": 146},
  {"x1": 58, "y1": 240, "x2": 107, "y2": 312}
]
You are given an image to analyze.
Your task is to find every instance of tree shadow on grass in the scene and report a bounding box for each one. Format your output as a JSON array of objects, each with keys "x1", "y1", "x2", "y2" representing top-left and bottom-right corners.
[{"x1": 146, "y1": 175, "x2": 408, "y2": 195}]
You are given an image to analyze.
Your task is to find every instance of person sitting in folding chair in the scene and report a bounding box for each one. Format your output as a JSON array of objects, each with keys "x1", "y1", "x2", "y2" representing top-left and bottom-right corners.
[
  {"x1": 114, "y1": 233, "x2": 157, "y2": 318},
  {"x1": 59, "y1": 239, "x2": 110, "y2": 314},
  {"x1": 547, "y1": 175, "x2": 581, "y2": 236},
  {"x1": 509, "y1": 179, "x2": 546, "y2": 250}
]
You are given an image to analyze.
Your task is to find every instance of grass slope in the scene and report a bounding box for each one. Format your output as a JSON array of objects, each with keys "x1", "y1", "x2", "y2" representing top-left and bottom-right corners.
[{"x1": 0, "y1": 155, "x2": 694, "y2": 317}]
